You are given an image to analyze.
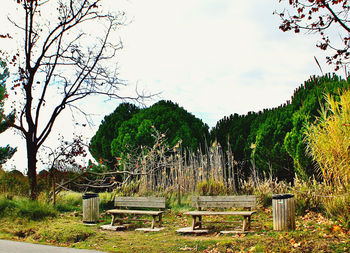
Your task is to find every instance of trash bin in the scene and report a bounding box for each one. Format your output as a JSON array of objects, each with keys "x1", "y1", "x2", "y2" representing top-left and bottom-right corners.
[
  {"x1": 82, "y1": 193, "x2": 99, "y2": 224},
  {"x1": 272, "y1": 194, "x2": 295, "y2": 231}
]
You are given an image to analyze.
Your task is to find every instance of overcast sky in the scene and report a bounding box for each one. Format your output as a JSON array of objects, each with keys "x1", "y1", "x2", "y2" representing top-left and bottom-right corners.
[
  {"x1": 0, "y1": 0, "x2": 337, "y2": 172},
  {"x1": 104, "y1": 0, "x2": 334, "y2": 126}
]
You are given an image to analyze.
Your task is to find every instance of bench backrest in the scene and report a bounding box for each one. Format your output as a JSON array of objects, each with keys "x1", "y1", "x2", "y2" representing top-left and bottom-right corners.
[
  {"x1": 114, "y1": 197, "x2": 166, "y2": 209},
  {"x1": 192, "y1": 195, "x2": 257, "y2": 210}
]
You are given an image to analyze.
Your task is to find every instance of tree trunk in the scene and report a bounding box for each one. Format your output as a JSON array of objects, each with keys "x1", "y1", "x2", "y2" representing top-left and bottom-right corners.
[{"x1": 26, "y1": 140, "x2": 38, "y2": 200}]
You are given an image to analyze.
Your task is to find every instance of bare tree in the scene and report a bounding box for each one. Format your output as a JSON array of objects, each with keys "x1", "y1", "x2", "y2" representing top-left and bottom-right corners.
[
  {"x1": 276, "y1": 0, "x2": 350, "y2": 71},
  {"x1": 4, "y1": 0, "x2": 146, "y2": 199}
]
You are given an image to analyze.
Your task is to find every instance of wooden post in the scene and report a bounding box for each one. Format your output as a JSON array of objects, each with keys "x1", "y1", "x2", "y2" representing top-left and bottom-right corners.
[
  {"x1": 177, "y1": 159, "x2": 181, "y2": 205},
  {"x1": 272, "y1": 194, "x2": 295, "y2": 231},
  {"x1": 52, "y1": 169, "x2": 56, "y2": 206}
]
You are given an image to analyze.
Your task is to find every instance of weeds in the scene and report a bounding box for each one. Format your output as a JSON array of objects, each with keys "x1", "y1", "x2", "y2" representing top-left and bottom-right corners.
[
  {"x1": 15, "y1": 199, "x2": 57, "y2": 220},
  {"x1": 197, "y1": 179, "x2": 228, "y2": 196},
  {"x1": 54, "y1": 191, "x2": 82, "y2": 212},
  {"x1": 0, "y1": 195, "x2": 56, "y2": 220}
]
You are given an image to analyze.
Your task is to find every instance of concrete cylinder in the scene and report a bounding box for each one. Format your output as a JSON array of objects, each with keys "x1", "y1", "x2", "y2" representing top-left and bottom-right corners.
[
  {"x1": 272, "y1": 194, "x2": 295, "y2": 231},
  {"x1": 82, "y1": 193, "x2": 99, "y2": 224}
]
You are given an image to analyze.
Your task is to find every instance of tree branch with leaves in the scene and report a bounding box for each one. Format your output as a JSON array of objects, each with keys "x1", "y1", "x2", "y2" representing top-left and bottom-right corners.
[{"x1": 276, "y1": 0, "x2": 350, "y2": 71}]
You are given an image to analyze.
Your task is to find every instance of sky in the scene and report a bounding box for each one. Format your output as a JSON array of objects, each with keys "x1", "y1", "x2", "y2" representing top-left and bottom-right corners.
[
  {"x1": 105, "y1": 0, "x2": 334, "y2": 126},
  {"x1": 0, "y1": 0, "x2": 337, "y2": 172}
]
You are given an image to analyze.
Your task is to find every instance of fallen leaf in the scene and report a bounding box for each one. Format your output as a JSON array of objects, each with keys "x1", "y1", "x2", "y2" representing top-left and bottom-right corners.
[
  {"x1": 289, "y1": 238, "x2": 296, "y2": 245},
  {"x1": 331, "y1": 225, "x2": 341, "y2": 232}
]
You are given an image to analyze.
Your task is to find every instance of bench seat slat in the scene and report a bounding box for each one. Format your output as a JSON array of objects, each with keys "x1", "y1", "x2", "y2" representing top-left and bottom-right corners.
[
  {"x1": 192, "y1": 195, "x2": 257, "y2": 209},
  {"x1": 107, "y1": 209, "x2": 164, "y2": 215},
  {"x1": 114, "y1": 197, "x2": 166, "y2": 209},
  {"x1": 184, "y1": 211, "x2": 256, "y2": 216},
  {"x1": 193, "y1": 202, "x2": 256, "y2": 208},
  {"x1": 194, "y1": 195, "x2": 256, "y2": 201}
]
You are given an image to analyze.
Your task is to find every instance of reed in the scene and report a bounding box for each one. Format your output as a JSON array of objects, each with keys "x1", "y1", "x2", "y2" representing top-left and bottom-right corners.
[{"x1": 305, "y1": 90, "x2": 350, "y2": 191}]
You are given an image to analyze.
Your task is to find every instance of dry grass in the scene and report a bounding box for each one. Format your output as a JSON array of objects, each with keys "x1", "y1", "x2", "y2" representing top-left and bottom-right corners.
[{"x1": 305, "y1": 90, "x2": 350, "y2": 190}]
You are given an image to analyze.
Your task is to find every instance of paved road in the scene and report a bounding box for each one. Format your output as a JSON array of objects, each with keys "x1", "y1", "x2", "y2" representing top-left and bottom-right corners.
[{"x1": 0, "y1": 240, "x2": 104, "y2": 253}]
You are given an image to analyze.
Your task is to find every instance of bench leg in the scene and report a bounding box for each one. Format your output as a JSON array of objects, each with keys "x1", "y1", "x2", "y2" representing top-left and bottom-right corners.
[
  {"x1": 151, "y1": 214, "x2": 162, "y2": 229},
  {"x1": 110, "y1": 214, "x2": 115, "y2": 226},
  {"x1": 158, "y1": 213, "x2": 162, "y2": 227},
  {"x1": 191, "y1": 216, "x2": 197, "y2": 230},
  {"x1": 198, "y1": 215, "x2": 202, "y2": 229},
  {"x1": 242, "y1": 215, "x2": 251, "y2": 232},
  {"x1": 151, "y1": 216, "x2": 156, "y2": 229}
]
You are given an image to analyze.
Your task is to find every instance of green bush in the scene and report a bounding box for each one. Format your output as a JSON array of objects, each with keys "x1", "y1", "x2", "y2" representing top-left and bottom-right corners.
[
  {"x1": 165, "y1": 191, "x2": 191, "y2": 210},
  {"x1": 0, "y1": 195, "x2": 16, "y2": 216},
  {"x1": 55, "y1": 191, "x2": 82, "y2": 212},
  {"x1": 15, "y1": 198, "x2": 57, "y2": 220},
  {"x1": 0, "y1": 195, "x2": 56, "y2": 220},
  {"x1": 55, "y1": 191, "x2": 115, "y2": 212},
  {"x1": 197, "y1": 179, "x2": 227, "y2": 196},
  {"x1": 98, "y1": 192, "x2": 114, "y2": 211},
  {"x1": 0, "y1": 170, "x2": 29, "y2": 196}
]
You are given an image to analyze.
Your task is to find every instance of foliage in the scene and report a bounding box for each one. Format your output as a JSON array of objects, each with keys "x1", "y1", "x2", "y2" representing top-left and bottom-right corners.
[
  {"x1": 0, "y1": 195, "x2": 56, "y2": 220},
  {"x1": 108, "y1": 100, "x2": 209, "y2": 159},
  {"x1": 0, "y1": 59, "x2": 16, "y2": 166},
  {"x1": 54, "y1": 191, "x2": 114, "y2": 213},
  {"x1": 322, "y1": 193, "x2": 350, "y2": 228},
  {"x1": 0, "y1": 169, "x2": 29, "y2": 196},
  {"x1": 276, "y1": 0, "x2": 350, "y2": 70},
  {"x1": 239, "y1": 174, "x2": 290, "y2": 207},
  {"x1": 305, "y1": 90, "x2": 350, "y2": 190},
  {"x1": 54, "y1": 191, "x2": 82, "y2": 212},
  {"x1": 14, "y1": 198, "x2": 57, "y2": 220},
  {"x1": 0, "y1": 195, "x2": 16, "y2": 215},
  {"x1": 211, "y1": 74, "x2": 350, "y2": 181},
  {"x1": 292, "y1": 176, "x2": 326, "y2": 214},
  {"x1": 164, "y1": 192, "x2": 192, "y2": 210},
  {"x1": 115, "y1": 180, "x2": 141, "y2": 196},
  {"x1": 253, "y1": 107, "x2": 294, "y2": 180},
  {"x1": 196, "y1": 179, "x2": 228, "y2": 196},
  {"x1": 89, "y1": 103, "x2": 140, "y2": 169}
]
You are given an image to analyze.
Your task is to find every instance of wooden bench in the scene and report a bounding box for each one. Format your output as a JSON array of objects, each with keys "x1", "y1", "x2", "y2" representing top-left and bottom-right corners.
[
  {"x1": 106, "y1": 197, "x2": 165, "y2": 230},
  {"x1": 183, "y1": 195, "x2": 257, "y2": 233}
]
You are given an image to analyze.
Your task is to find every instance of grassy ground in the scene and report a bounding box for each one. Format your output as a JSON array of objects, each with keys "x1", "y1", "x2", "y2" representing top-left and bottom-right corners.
[{"x1": 0, "y1": 206, "x2": 348, "y2": 252}]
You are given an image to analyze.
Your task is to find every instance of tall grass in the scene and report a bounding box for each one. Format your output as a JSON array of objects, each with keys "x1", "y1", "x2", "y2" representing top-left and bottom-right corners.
[
  {"x1": 116, "y1": 134, "x2": 246, "y2": 196},
  {"x1": 305, "y1": 90, "x2": 350, "y2": 190},
  {"x1": 0, "y1": 170, "x2": 29, "y2": 196},
  {"x1": 0, "y1": 195, "x2": 57, "y2": 220},
  {"x1": 55, "y1": 191, "x2": 82, "y2": 212},
  {"x1": 54, "y1": 191, "x2": 114, "y2": 212}
]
